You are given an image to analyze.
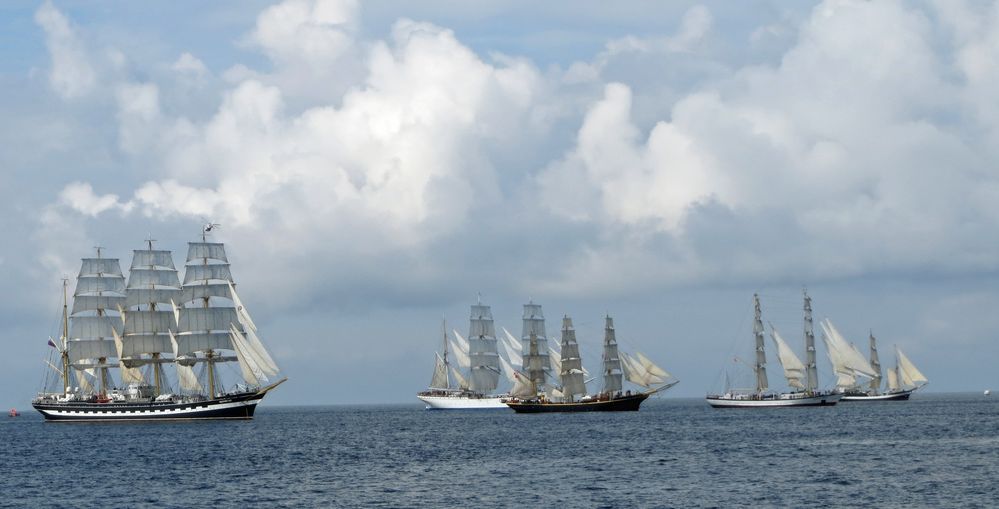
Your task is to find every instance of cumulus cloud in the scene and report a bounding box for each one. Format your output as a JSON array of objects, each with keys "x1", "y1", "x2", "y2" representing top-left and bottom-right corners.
[
  {"x1": 34, "y1": 1, "x2": 96, "y2": 99},
  {"x1": 59, "y1": 182, "x2": 131, "y2": 217}
]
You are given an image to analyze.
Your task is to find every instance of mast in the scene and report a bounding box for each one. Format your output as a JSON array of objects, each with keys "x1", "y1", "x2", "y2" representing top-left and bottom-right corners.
[
  {"x1": 559, "y1": 315, "x2": 586, "y2": 402},
  {"x1": 468, "y1": 300, "x2": 500, "y2": 394},
  {"x1": 521, "y1": 301, "x2": 549, "y2": 388},
  {"x1": 61, "y1": 278, "x2": 70, "y2": 393},
  {"x1": 123, "y1": 237, "x2": 179, "y2": 397},
  {"x1": 601, "y1": 315, "x2": 623, "y2": 394},
  {"x1": 868, "y1": 331, "x2": 882, "y2": 393},
  {"x1": 803, "y1": 289, "x2": 818, "y2": 393},
  {"x1": 753, "y1": 293, "x2": 768, "y2": 394},
  {"x1": 442, "y1": 317, "x2": 450, "y2": 389},
  {"x1": 68, "y1": 248, "x2": 127, "y2": 396}
]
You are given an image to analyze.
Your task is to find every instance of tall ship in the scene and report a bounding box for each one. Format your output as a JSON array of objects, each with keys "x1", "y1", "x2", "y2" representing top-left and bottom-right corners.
[
  {"x1": 840, "y1": 332, "x2": 928, "y2": 401},
  {"x1": 706, "y1": 291, "x2": 842, "y2": 408},
  {"x1": 504, "y1": 313, "x2": 678, "y2": 413},
  {"x1": 32, "y1": 227, "x2": 285, "y2": 421},
  {"x1": 418, "y1": 299, "x2": 507, "y2": 409}
]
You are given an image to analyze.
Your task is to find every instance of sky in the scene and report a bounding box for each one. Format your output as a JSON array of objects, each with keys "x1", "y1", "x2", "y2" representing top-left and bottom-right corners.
[{"x1": 3, "y1": 0, "x2": 999, "y2": 407}]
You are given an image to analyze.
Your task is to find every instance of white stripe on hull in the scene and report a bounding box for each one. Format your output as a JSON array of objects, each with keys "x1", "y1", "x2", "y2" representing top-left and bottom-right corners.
[
  {"x1": 706, "y1": 393, "x2": 842, "y2": 408},
  {"x1": 36, "y1": 398, "x2": 259, "y2": 420},
  {"x1": 417, "y1": 394, "x2": 508, "y2": 409},
  {"x1": 841, "y1": 389, "x2": 914, "y2": 401}
]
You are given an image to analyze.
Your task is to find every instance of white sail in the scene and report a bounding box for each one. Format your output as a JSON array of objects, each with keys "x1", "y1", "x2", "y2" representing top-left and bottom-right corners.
[
  {"x1": 74, "y1": 276, "x2": 126, "y2": 294},
  {"x1": 467, "y1": 303, "x2": 500, "y2": 393},
  {"x1": 177, "y1": 307, "x2": 241, "y2": 333},
  {"x1": 176, "y1": 363, "x2": 202, "y2": 392},
  {"x1": 635, "y1": 352, "x2": 671, "y2": 379},
  {"x1": 112, "y1": 328, "x2": 145, "y2": 384},
  {"x1": 230, "y1": 325, "x2": 267, "y2": 385},
  {"x1": 242, "y1": 327, "x2": 279, "y2": 376},
  {"x1": 180, "y1": 283, "x2": 232, "y2": 303},
  {"x1": 71, "y1": 295, "x2": 126, "y2": 315},
  {"x1": 80, "y1": 258, "x2": 125, "y2": 276},
  {"x1": 896, "y1": 347, "x2": 927, "y2": 387},
  {"x1": 129, "y1": 250, "x2": 175, "y2": 269},
  {"x1": 430, "y1": 353, "x2": 449, "y2": 389},
  {"x1": 502, "y1": 357, "x2": 536, "y2": 398},
  {"x1": 186, "y1": 242, "x2": 228, "y2": 263},
  {"x1": 769, "y1": 326, "x2": 806, "y2": 389},
  {"x1": 226, "y1": 281, "x2": 258, "y2": 331},
  {"x1": 450, "y1": 367, "x2": 469, "y2": 390},
  {"x1": 448, "y1": 338, "x2": 470, "y2": 369},
  {"x1": 886, "y1": 368, "x2": 900, "y2": 391},
  {"x1": 182, "y1": 264, "x2": 233, "y2": 285},
  {"x1": 620, "y1": 352, "x2": 665, "y2": 388},
  {"x1": 502, "y1": 327, "x2": 522, "y2": 351},
  {"x1": 821, "y1": 319, "x2": 878, "y2": 383},
  {"x1": 452, "y1": 329, "x2": 470, "y2": 354},
  {"x1": 128, "y1": 268, "x2": 182, "y2": 288},
  {"x1": 602, "y1": 316, "x2": 623, "y2": 394},
  {"x1": 500, "y1": 336, "x2": 522, "y2": 367},
  {"x1": 127, "y1": 288, "x2": 183, "y2": 307},
  {"x1": 521, "y1": 302, "x2": 550, "y2": 387},
  {"x1": 549, "y1": 347, "x2": 562, "y2": 374},
  {"x1": 168, "y1": 330, "x2": 202, "y2": 392},
  {"x1": 557, "y1": 316, "x2": 587, "y2": 399},
  {"x1": 75, "y1": 366, "x2": 95, "y2": 393}
]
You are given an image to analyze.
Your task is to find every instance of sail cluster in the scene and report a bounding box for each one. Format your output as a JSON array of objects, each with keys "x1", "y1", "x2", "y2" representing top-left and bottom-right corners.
[
  {"x1": 56, "y1": 238, "x2": 279, "y2": 397},
  {"x1": 426, "y1": 301, "x2": 675, "y2": 401},
  {"x1": 820, "y1": 319, "x2": 877, "y2": 388}
]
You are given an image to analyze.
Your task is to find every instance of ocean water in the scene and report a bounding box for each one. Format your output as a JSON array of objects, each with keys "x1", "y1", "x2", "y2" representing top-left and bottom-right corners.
[{"x1": 3, "y1": 393, "x2": 998, "y2": 508}]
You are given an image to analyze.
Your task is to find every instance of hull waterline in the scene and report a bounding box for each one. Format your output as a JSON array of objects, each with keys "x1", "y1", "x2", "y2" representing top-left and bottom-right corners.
[
  {"x1": 505, "y1": 393, "x2": 649, "y2": 413},
  {"x1": 840, "y1": 389, "x2": 914, "y2": 401},
  {"x1": 706, "y1": 392, "x2": 842, "y2": 408}
]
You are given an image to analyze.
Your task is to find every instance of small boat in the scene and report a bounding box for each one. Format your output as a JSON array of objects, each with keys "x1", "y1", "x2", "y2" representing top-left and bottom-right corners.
[{"x1": 8, "y1": 408, "x2": 18, "y2": 417}]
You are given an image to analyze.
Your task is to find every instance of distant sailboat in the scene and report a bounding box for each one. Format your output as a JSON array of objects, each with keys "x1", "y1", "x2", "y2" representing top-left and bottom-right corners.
[
  {"x1": 504, "y1": 314, "x2": 678, "y2": 413},
  {"x1": 841, "y1": 333, "x2": 928, "y2": 401},
  {"x1": 707, "y1": 291, "x2": 842, "y2": 408},
  {"x1": 417, "y1": 300, "x2": 508, "y2": 409}
]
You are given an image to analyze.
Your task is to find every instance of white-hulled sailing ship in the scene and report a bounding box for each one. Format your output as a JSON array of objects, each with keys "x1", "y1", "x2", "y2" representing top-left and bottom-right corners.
[
  {"x1": 418, "y1": 300, "x2": 507, "y2": 409},
  {"x1": 707, "y1": 292, "x2": 842, "y2": 408},
  {"x1": 504, "y1": 313, "x2": 678, "y2": 413},
  {"x1": 32, "y1": 227, "x2": 285, "y2": 421},
  {"x1": 840, "y1": 332, "x2": 928, "y2": 401}
]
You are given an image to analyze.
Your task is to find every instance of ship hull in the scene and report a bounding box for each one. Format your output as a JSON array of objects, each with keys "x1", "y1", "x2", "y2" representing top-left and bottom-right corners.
[
  {"x1": 840, "y1": 389, "x2": 914, "y2": 401},
  {"x1": 706, "y1": 392, "x2": 842, "y2": 408},
  {"x1": 32, "y1": 391, "x2": 265, "y2": 422},
  {"x1": 417, "y1": 393, "x2": 508, "y2": 410},
  {"x1": 505, "y1": 393, "x2": 649, "y2": 413}
]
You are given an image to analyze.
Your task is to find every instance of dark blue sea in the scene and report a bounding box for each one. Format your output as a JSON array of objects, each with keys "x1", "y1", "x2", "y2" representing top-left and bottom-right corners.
[{"x1": 3, "y1": 393, "x2": 998, "y2": 508}]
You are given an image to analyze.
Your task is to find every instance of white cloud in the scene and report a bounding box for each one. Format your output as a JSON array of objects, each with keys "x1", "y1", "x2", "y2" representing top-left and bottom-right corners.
[
  {"x1": 59, "y1": 182, "x2": 130, "y2": 217},
  {"x1": 172, "y1": 52, "x2": 208, "y2": 77},
  {"x1": 34, "y1": 1, "x2": 96, "y2": 99}
]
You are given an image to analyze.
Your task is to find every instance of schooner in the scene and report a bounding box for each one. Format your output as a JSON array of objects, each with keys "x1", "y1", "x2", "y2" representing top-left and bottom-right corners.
[{"x1": 33, "y1": 227, "x2": 285, "y2": 421}]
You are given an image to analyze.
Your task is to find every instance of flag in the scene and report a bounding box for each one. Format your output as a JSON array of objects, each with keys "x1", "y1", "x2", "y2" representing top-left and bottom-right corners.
[{"x1": 48, "y1": 338, "x2": 57, "y2": 349}]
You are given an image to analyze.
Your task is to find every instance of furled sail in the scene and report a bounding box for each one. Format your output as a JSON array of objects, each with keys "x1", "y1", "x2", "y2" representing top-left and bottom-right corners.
[
  {"x1": 467, "y1": 303, "x2": 500, "y2": 393},
  {"x1": 602, "y1": 315, "x2": 623, "y2": 394},
  {"x1": 558, "y1": 315, "x2": 587, "y2": 400},
  {"x1": 896, "y1": 347, "x2": 927, "y2": 388},
  {"x1": 769, "y1": 325, "x2": 806, "y2": 389}
]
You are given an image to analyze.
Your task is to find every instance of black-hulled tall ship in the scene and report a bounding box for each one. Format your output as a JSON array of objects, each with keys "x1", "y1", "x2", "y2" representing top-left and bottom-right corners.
[
  {"x1": 32, "y1": 227, "x2": 285, "y2": 421},
  {"x1": 504, "y1": 313, "x2": 678, "y2": 413},
  {"x1": 839, "y1": 332, "x2": 928, "y2": 401}
]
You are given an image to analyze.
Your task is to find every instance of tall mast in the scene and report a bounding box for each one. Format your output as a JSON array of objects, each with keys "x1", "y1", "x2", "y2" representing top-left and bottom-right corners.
[
  {"x1": 868, "y1": 331, "x2": 882, "y2": 393},
  {"x1": 753, "y1": 293, "x2": 768, "y2": 394},
  {"x1": 441, "y1": 316, "x2": 450, "y2": 389},
  {"x1": 803, "y1": 289, "x2": 818, "y2": 392},
  {"x1": 601, "y1": 315, "x2": 623, "y2": 395},
  {"x1": 147, "y1": 237, "x2": 163, "y2": 397},
  {"x1": 61, "y1": 278, "x2": 70, "y2": 393}
]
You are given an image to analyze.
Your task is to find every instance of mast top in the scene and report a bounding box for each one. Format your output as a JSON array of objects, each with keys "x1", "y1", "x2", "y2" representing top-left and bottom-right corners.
[
  {"x1": 94, "y1": 246, "x2": 104, "y2": 259},
  {"x1": 202, "y1": 222, "x2": 221, "y2": 242},
  {"x1": 144, "y1": 235, "x2": 156, "y2": 251}
]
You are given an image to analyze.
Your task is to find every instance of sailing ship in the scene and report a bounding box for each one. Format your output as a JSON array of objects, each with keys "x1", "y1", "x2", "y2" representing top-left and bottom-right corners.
[
  {"x1": 706, "y1": 292, "x2": 842, "y2": 408},
  {"x1": 504, "y1": 313, "x2": 678, "y2": 413},
  {"x1": 417, "y1": 300, "x2": 507, "y2": 409},
  {"x1": 840, "y1": 332, "x2": 928, "y2": 401},
  {"x1": 32, "y1": 227, "x2": 285, "y2": 421}
]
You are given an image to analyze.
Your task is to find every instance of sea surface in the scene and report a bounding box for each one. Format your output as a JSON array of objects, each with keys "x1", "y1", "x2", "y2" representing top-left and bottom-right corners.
[{"x1": 3, "y1": 393, "x2": 998, "y2": 508}]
